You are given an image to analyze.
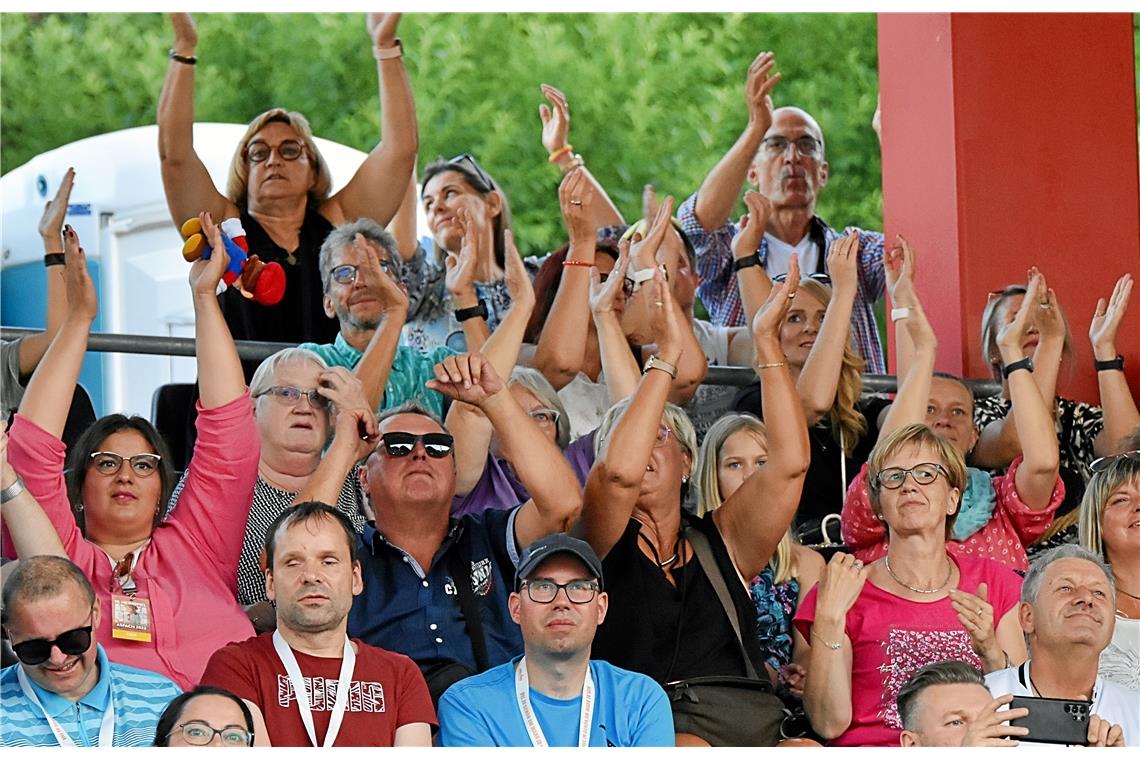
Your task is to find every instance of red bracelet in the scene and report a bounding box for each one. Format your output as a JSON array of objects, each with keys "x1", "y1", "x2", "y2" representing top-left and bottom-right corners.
[{"x1": 562, "y1": 260, "x2": 593, "y2": 268}]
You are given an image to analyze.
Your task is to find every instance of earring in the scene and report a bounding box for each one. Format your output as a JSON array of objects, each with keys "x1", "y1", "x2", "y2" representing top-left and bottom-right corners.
[
  {"x1": 76, "y1": 503, "x2": 85, "y2": 512},
  {"x1": 681, "y1": 476, "x2": 689, "y2": 484}
]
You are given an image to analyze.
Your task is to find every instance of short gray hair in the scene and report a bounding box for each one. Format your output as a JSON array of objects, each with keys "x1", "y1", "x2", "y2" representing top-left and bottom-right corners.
[
  {"x1": 1021, "y1": 544, "x2": 1115, "y2": 604},
  {"x1": 508, "y1": 367, "x2": 570, "y2": 450},
  {"x1": 377, "y1": 400, "x2": 446, "y2": 431},
  {"x1": 250, "y1": 347, "x2": 329, "y2": 399},
  {"x1": 896, "y1": 660, "x2": 987, "y2": 731},
  {"x1": 318, "y1": 217, "x2": 401, "y2": 293}
]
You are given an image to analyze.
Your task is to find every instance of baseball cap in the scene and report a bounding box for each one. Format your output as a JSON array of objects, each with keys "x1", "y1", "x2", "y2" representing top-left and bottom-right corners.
[{"x1": 515, "y1": 533, "x2": 604, "y2": 591}]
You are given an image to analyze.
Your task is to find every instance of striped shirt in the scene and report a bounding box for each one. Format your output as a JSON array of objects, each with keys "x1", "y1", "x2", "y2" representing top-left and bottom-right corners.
[
  {"x1": 678, "y1": 192, "x2": 886, "y2": 373},
  {"x1": 0, "y1": 645, "x2": 181, "y2": 747}
]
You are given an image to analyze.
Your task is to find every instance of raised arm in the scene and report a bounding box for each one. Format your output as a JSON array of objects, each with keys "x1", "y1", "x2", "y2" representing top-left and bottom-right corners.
[
  {"x1": 997, "y1": 274, "x2": 1061, "y2": 509},
  {"x1": 17, "y1": 225, "x2": 97, "y2": 436},
  {"x1": 590, "y1": 246, "x2": 639, "y2": 403},
  {"x1": 734, "y1": 190, "x2": 776, "y2": 326},
  {"x1": 292, "y1": 404, "x2": 376, "y2": 506},
  {"x1": 427, "y1": 354, "x2": 581, "y2": 545},
  {"x1": 191, "y1": 214, "x2": 248, "y2": 408},
  {"x1": 323, "y1": 13, "x2": 418, "y2": 225},
  {"x1": 713, "y1": 257, "x2": 810, "y2": 581},
  {"x1": 795, "y1": 232, "x2": 859, "y2": 425},
  {"x1": 156, "y1": 13, "x2": 233, "y2": 225},
  {"x1": 691, "y1": 52, "x2": 780, "y2": 232},
  {"x1": 350, "y1": 233, "x2": 408, "y2": 411},
  {"x1": 388, "y1": 167, "x2": 422, "y2": 262},
  {"x1": 533, "y1": 169, "x2": 601, "y2": 389},
  {"x1": 446, "y1": 208, "x2": 492, "y2": 352},
  {"x1": 1089, "y1": 274, "x2": 1139, "y2": 454},
  {"x1": 0, "y1": 431, "x2": 66, "y2": 558},
  {"x1": 480, "y1": 230, "x2": 536, "y2": 382},
  {"x1": 539, "y1": 84, "x2": 623, "y2": 229}
]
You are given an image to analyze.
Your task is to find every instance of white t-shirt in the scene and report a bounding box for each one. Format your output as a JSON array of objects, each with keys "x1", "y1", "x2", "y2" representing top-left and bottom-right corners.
[
  {"x1": 685, "y1": 320, "x2": 739, "y2": 441},
  {"x1": 985, "y1": 660, "x2": 1140, "y2": 746},
  {"x1": 1099, "y1": 616, "x2": 1139, "y2": 692},
  {"x1": 557, "y1": 371, "x2": 611, "y2": 443},
  {"x1": 763, "y1": 232, "x2": 821, "y2": 280}
]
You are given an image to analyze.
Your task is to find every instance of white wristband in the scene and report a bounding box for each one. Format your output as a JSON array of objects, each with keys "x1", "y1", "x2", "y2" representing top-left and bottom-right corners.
[{"x1": 890, "y1": 307, "x2": 911, "y2": 323}]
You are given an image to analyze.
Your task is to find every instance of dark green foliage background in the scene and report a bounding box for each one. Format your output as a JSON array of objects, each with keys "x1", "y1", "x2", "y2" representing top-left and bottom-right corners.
[{"x1": 2, "y1": 12, "x2": 884, "y2": 255}]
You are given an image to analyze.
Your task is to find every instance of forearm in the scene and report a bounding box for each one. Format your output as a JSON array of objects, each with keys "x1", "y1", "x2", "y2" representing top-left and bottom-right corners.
[
  {"x1": 291, "y1": 443, "x2": 357, "y2": 506},
  {"x1": 756, "y1": 338, "x2": 810, "y2": 476},
  {"x1": 43, "y1": 237, "x2": 67, "y2": 338},
  {"x1": 1, "y1": 466, "x2": 67, "y2": 558},
  {"x1": 1007, "y1": 368, "x2": 1060, "y2": 508},
  {"x1": 803, "y1": 619, "x2": 853, "y2": 740},
  {"x1": 534, "y1": 251, "x2": 593, "y2": 388},
  {"x1": 600, "y1": 360, "x2": 676, "y2": 483},
  {"x1": 18, "y1": 317, "x2": 91, "y2": 435},
  {"x1": 738, "y1": 266, "x2": 773, "y2": 329},
  {"x1": 480, "y1": 296, "x2": 534, "y2": 383},
  {"x1": 156, "y1": 54, "x2": 197, "y2": 165},
  {"x1": 16, "y1": 334, "x2": 51, "y2": 379},
  {"x1": 193, "y1": 293, "x2": 246, "y2": 408},
  {"x1": 666, "y1": 310, "x2": 708, "y2": 406},
  {"x1": 446, "y1": 402, "x2": 493, "y2": 497},
  {"x1": 1030, "y1": 337, "x2": 1063, "y2": 411},
  {"x1": 693, "y1": 125, "x2": 764, "y2": 231},
  {"x1": 1093, "y1": 341, "x2": 1139, "y2": 454},
  {"x1": 594, "y1": 312, "x2": 641, "y2": 404},
  {"x1": 356, "y1": 309, "x2": 406, "y2": 412},
  {"x1": 389, "y1": 172, "x2": 421, "y2": 262},
  {"x1": 796, "y1": 290, "x2": 857, "y2": 424},
  {"x1": 878, "y1": 343, "x2": 935, "y2": 439},
  {"x1": 377, "y1": 54, "x2": 419, "y2": 159}
]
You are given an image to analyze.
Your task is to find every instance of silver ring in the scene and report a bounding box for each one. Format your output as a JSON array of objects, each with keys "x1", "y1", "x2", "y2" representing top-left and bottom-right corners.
[{"x1": 975, "y1": 607, "x2": 982, "y2": 616}]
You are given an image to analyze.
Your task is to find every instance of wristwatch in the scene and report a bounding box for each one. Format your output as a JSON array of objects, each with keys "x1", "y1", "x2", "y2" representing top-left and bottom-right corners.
[
  {"x1": 1095, "y1": 355, "x2": 1125, "y2": 372},
  {"x1": 732, "y1": 252, "x2": 762, "y2": 272},
  {"x1": 643, "y1": 355, "x2": 678, "y2": 379},
  {"x1": 454, "y1": 300, "x2": 489, "y2": 323},
  {"x1": 1002, "y1": 357, "x2": 1034, "y2": 379}
]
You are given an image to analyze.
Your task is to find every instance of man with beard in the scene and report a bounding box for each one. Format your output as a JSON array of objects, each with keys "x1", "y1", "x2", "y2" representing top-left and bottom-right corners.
[
  {"x1": 199, "y1": 502, "x2": 435, "y2": 746},
  {"x1": 436, "y1": 534, "x2": 672, "y2": 746}
]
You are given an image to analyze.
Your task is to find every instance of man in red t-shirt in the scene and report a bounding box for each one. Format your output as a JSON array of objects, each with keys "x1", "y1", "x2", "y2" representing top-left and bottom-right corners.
[{"x1": 200, "y1": 502, "x2": 435, "y2": 746}]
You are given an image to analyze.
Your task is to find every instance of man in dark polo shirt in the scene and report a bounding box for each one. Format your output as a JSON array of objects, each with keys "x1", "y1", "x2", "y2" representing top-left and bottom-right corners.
[{"x1": 296, "y1": 351, "x2": 583, "y2": 704}]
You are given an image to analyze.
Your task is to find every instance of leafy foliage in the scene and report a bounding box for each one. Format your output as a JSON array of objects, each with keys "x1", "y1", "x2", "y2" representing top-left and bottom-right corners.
[{"x1": 2, "y1": 12, "x2": 884, "y2": 254}]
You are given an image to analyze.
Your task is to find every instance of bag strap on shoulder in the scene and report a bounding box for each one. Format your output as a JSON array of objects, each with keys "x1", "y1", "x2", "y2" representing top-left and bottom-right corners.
[{"x1": 684, "y1": 526, "x2": 759, "y2": 680}]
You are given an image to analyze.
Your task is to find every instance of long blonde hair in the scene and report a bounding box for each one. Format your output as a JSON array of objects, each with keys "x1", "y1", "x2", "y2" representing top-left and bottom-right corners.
[
  {"x1": 798, "y1": 278, "x2": 866, "y2": 455},
  {"x1": 226, "y1": 108, "x2": 333, "y2": 209},
  {"x1": 695, "y1": 413, "x2": 796, "y2": 584}
]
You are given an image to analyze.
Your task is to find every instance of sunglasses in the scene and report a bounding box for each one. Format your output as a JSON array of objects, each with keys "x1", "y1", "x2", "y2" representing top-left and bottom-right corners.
[
  {"x1": 11, "y1": 617, "x2": 94, "y2": 666},
  {"x1": 446, "y1": 153, "x2": 494, "y2": 193},
  {"x1": 379, "y1": 432, "x2": 455, "y2": 458},
  {"x1": 89, "y1": 451, "x2": 162, "y2": 478},
  {"x1": 1089, "y1": 450, "x2": 1140, "y2": 474},
  {"x1": 245, "y1": 139, "x2": 305, "y2": 163},
  {"x1": 772, "y1": 272, "x2": 832, "y2": 284}
]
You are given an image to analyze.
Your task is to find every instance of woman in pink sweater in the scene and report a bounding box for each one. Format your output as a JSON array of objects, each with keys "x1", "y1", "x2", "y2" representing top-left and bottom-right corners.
[{"x1": 5, "y1": 216, "x2": 258, "y2": 689}]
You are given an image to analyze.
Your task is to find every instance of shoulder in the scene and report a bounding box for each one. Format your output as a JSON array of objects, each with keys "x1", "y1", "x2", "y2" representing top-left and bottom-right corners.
[
  {"x1": 958, "y1": 555, "x2": 1022, "y2": 593},
  {"x1": 983, "y1": 665, "x2": 1021, "y2": 694},
  {"x1": 353, "y1": 640, "x2": 420, "y2": 674},
  {"x1": 592, "y1": 660, "x2": 664, "y2": 697},
  {"x1": 440, "y1": 661, "x2": 515, "y2": 706},
  {"x1": 107, "y1": 661, "x2": 182, "y2": 699}
]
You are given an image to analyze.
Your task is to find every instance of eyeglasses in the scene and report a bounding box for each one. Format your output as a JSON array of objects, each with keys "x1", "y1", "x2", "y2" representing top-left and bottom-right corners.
[
  {"x1": 759, "y1": 135, "x2": 822, "y2": 159},
  {"x1": 654, "y1": 426, "x2": 672, "y2": 448},
  {"x1": 1089, "y1": 450, "x2": 1140, "y2": 474},
  {"x1": 245, "y1": 139, "x2": 305, "y2": 163},
  {"x1": 447, "y1": 152, "x2": 494, "y2": 193},
  {"x1": 527, "y1": 408, "x2": 561, "y2": 426},
  {"x1": 772, "y1": 272, "x2": 832, "y2": 285},
  {"x1": 330, "y1": 260, "x2": 394, "y2": 285},
  {"x1": 168, "y1": 721, "x2": 253, "y2": 747},
  {"x1": 379, "y1": 432, "x2": 455, "y2": 459},
  {"x1": 88, "y1": 452, "x2": 162, "y2": 478},
  {"x1": 521, "y1": 579, "x2": 599, "y2": 604},
  {"x1": 873, "y1": 462, "x2": 948, "y2": 490},
  {"x1": 11, "y1": 616, "x2": 94, "y2": 666},
  {"x1": 255, "y1": 386, "x2": 329, "y2": 409}
]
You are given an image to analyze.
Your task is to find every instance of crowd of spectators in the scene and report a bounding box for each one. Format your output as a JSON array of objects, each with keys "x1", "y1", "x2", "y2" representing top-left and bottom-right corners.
[{"x1": 1, "y1": 12, "x2": 1137, "y2": 748}]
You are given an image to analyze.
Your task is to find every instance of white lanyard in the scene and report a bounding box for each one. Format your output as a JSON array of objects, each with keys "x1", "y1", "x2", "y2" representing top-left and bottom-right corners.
[
  {"x1": 16, "y1": 666, "x2": 114, "y2": 747},
  {"x1": 272, "y1": 631, "x2": 355, "y2": 748},
  {"x1": 514, "y1": 657, "x2": 595, "y2": 747}
]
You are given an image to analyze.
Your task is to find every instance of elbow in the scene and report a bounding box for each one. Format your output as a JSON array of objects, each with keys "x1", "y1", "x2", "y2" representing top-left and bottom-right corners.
[
  {"x1": 598, "y1": 462, "x2": 644, "y2": 492},
  {"x1": 804, "y1": 697, "x2": 851, "y2": 741},
  {"x1": 533, "y1": 358, "x2": 578, "y2": 391}
]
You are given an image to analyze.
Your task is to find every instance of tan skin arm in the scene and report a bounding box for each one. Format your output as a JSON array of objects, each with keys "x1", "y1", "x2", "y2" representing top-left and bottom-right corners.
[
  {"x1": 0, "y1": 432, "x2": 67, "y2": 558},
  {"x1": 445, "y1": 207, "x2": 492, "y2": 352},
  {"x1": 1089, "y1": 274, "x2": 1139, "y2": 453},
  {"x1": 190, "y1": 214, "x2": 249, "y2": 409},
  {"x1": 590, "y1": 248, "x2": 640, "y2": 404},
  {"x1": 734, "y1": 190, "x2": 776, "y2": 330},
  {"x1": 803, "y1": 552, "x2": 865, "y2": 740},
  {"x1": 388, "y1": 167, "x2": 422, "y2": 262}
]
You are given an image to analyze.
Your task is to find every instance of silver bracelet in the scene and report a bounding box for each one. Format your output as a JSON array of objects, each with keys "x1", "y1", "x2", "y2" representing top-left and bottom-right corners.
[{"x1": 1, "y1": 476, "x2": 26, "y2": 504}]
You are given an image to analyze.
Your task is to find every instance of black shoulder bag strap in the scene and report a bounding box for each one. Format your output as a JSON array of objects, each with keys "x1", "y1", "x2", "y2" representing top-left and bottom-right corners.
[
  {"x1": 445, "y1": 535, "x2": 491, "y2": 673},
  {"x1": 683, "y1": 526, "x2": 759, "y2": 680}
]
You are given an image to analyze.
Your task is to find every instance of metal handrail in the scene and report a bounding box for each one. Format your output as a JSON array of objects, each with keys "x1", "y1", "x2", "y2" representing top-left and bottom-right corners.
[{"x1": 1, "y1": 325, "x2": 1003, "y2": 396}]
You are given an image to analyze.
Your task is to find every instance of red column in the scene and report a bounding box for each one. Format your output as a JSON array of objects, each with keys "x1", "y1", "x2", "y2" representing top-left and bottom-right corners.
[{"x1": 878, "y1": 13, "x2": 1139, "y2": 402}]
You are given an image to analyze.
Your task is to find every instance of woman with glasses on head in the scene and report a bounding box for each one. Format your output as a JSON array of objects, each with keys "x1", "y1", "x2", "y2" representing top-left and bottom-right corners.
[
  {"x1": 5, "y1": 219, "x2": 259, "y2": 690},
  {"x1": 1079, "y1": 440, "x2": 1140, "y2": 691},
  {"x1": 841, "y1": 241, "x2": 1064, "y2": 573},
  {"x1": 154, "y1": 686, "x2": 264, "y2": 747},
  {"x1": 974, "y1": 273, "x2": 1138, "y2": 551},
  {"x1": 157, "y1": 13, "x2": 417, "y2": 370}
]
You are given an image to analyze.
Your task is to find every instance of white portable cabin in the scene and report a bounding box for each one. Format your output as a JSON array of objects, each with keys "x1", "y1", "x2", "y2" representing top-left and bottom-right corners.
[{"x1": 1, "y1": 124, "x2": 422, "y2": 418}]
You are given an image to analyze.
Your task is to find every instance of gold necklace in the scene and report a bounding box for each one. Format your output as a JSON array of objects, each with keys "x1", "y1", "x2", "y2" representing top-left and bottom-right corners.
[{"x1": 884, "y1": 553, "x2": 953, "y2": 594}]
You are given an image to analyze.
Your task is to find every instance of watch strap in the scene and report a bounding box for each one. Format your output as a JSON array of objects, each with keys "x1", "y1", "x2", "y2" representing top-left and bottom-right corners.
[
  {"x1": 1095, "y1": 355, "x2": 1125, "y2": 372},
  {"x1": 454, "y1": 300, "x2": 488, "y2": 323},
  {"x1": 1002, "y1": 357, "x2": 1034, "y2": 379},
  {"x1": 732, "y1": 252, "x2": 762, "y2": 272}
]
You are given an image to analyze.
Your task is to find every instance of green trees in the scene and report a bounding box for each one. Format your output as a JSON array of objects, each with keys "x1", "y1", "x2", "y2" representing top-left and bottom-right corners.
[{"x1": 2, "y1": 13, "x2": 882, "y2": 253}]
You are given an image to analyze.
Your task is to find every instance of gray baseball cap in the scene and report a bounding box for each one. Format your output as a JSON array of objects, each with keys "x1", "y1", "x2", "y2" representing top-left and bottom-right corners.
[{"x1": 515, "y1": 533, "x2": 604, "y2": 591}]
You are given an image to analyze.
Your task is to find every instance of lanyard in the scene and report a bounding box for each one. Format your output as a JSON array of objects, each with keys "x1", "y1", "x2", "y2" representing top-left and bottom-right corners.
[
  {"x1": 514, "y1": 657, "x2": 595, "y2": 747},
  {"x1": 272, "y1": 631, "x2": 355, "y2": 748},
  {"x1": 104, "y1": 541, "x2": 149, "y2": 595},
  {"x1": 16, "y1": 667, "x2": 114, "y2": 747}
]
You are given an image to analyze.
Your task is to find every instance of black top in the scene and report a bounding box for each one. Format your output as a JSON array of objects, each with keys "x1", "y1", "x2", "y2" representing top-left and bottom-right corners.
[
  {"x1": 222, "y1": 207, "x2": 341, "y2": 380},
  {"x1": 733, "y1": 386, "x2": 891, "y2": 543},
  {"x1": 590, "y1": 514, "x2": 769, "y2": 684}
]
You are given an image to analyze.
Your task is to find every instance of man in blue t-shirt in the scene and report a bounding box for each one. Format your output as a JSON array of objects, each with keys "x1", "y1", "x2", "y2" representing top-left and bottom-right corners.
[{"x1": 437, "y1": 534, "x2": 674, "y2": 747}]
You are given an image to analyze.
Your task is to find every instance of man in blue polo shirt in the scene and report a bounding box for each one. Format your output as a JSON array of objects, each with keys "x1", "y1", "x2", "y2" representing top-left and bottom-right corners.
[
  {"x1": 0, "y1": 556, "x2": 181, "y2": 746},
  {"x1": 437, "y1": 534, "x2": 674, "y2": 746}
]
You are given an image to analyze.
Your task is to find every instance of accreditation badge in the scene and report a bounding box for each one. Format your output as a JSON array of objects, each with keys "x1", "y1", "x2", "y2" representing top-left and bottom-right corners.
[{"x1": 111, "y1": 593, "x2": 153, "y2": 641}]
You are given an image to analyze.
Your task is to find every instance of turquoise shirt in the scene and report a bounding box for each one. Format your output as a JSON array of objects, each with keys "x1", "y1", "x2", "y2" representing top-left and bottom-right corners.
[
  {"x1": 298, "y1": 333, "x2": 457, "y2": 418},
  {"x1": 0, "y1": 645, "x2": 181, "y2": 746}
]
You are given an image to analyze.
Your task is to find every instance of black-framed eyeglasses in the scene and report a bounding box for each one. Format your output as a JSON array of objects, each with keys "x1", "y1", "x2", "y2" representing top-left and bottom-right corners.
[
  {"x1": 772, "y1": 272, "x2": 832, "y2": 285},
  {"x1": 379, "y1": 432, "x2": 455, "y2": 459},
  {"x1": 873, "y1": 462, "x2": 948, "y2": 490},
  {"x1": 759, "y1": 135, "x2": 822, "y2": 159},
  {"x1": 88, "y1": 451, "x2": 162, "y2": 478},
  {"x1": 168, "y1": 721, "x2": 254, "y2": 747},
  {"x1": 1089, "y1": 450, "x2": 1140, "y2": 474},
  {"x1": 255, "y1": 386, "x2": 329, "y2": 409},
  {"x1": 447, "y1": 152, "x2": 494, "y2": 193},
  {"x1": 521, "y1": 579, "x2": 599, "y2": 604},
  {"x1": 330, "y1": 261, "x2": 394, "y2": 285},
  {"x1": 527, "y1": 408, "x2": 561, "y2": 426},
  {"x1": 11, "y1": 614, "x2": 94, "y2": 666},
  {"x1": 245, "y1": 139, "x2": 305, "y2": 163}
]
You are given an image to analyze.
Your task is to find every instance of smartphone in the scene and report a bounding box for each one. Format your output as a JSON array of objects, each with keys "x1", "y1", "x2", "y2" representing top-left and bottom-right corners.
[{"x1": 1008, "y1": 696, "x2": 1091, "y2": 745}]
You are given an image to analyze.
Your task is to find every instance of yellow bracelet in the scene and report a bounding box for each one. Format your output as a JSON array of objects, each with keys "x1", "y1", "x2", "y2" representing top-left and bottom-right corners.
[
  {"x1": 756, "y1": 361, "x2": 786, "y2": 370},
  {"x1": 547, "y1": 144, "x2": 574, "y2": 163}
]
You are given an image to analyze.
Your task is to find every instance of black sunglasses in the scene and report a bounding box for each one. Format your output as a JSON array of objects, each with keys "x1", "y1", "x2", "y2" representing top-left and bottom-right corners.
[
  {"x1": 11, "y1": 618, "x2": 94, "y2": 666},
  {"x1": 772, "y1": 272, "x2": 832, "y2": 284},
  {"x1": 379, "y1": 432, "x2": 455, "y2": 459},
  {"x1": 446, "y1": 153, "x2": 494, "y2": 193}
]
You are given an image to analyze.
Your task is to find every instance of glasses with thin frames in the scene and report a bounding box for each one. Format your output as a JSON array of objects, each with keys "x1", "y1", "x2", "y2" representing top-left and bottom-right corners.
[
  {"x1": 256, "y1": 386, "x2": 329, "y2": 409},
  {"x1": 379, "y1": 432, "x2": 455, "y2": 459},
  {"x1": 330, "y1": 260, "x2": 394, "y2": 285},
  {"x1": 447, "y1": 153, "x2": 494, "y2": 193},
  {"x1": 527, "y1": 408, "x2": 561, "y2": 426},
  {"x1": 168, "y1": 721, "x2": 254, "y2": 747},
  {"x1": 772, "y1": 272, "x2": 832, "y2": 285},
  {"x1": 89, "y1": 451, "x2": 162, "y2": 478},
  {"x1": 245, "y1": 139, "x2": 305, "y2": 163},
  {"x1": 1089, "y1": 450, "x2": 1140, "y2": 474},
  {"x1": 521, "y1": 579, "x2": 599, "y2": 604},
  {"x1": 654, "y1": 426, "x2": 672, "y2": 448},
  {"x1": 759, "y1": 135, "x2": 822, "y2": 159},
  {"x1": 11, "y1": 614, "x2": 94, "y2": 666},
  {"x1": 873, "y1": 462, "x2": 948, "y2": 490}
]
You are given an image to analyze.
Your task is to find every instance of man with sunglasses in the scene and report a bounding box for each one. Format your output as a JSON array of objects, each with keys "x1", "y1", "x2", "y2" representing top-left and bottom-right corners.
[
  {"x1": 676, "y1": 51, "x2": 887, "y2": 373},
  {"x1": 437, "y1": 534, "x2": 672, "y2": 746},
  {"x1": 1, "y1": 556, "x2": 181, "y2": 746}
]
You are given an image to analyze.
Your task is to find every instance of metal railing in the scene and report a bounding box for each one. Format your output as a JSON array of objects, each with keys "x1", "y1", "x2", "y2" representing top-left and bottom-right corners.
[{"x1": 1, "y1": 325, "x2": 1004, "y2": 396}]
